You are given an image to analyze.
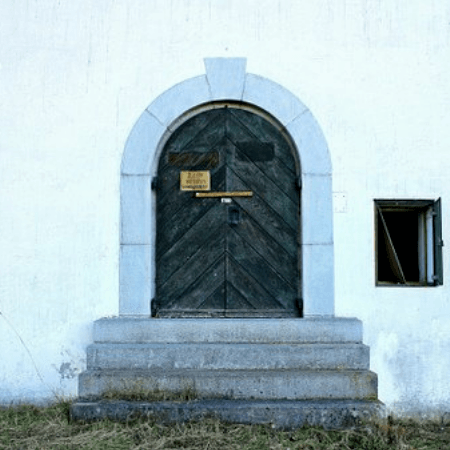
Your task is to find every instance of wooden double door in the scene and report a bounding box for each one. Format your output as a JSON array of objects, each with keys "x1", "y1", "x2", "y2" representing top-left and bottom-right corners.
[{"x1": 154, "y1": 106, "x2": 301, "y2": 317}]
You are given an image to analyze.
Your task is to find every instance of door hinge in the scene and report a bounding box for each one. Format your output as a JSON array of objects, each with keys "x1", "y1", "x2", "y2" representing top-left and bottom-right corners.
[
  {"x1": 296, "y1": 298, "x2": 303, "y2": 317},
  {"x1": 151, "y1": 177, "x2": 160, "y2": 191},
  {"x1": 151, "y1": 298, "x2": 161, "y2": 317}
]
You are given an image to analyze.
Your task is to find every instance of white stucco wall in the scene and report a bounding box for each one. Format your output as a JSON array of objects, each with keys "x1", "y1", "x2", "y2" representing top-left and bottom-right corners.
[{"x1": 1, "y1": 0, "x2": 449, "y2": 413}]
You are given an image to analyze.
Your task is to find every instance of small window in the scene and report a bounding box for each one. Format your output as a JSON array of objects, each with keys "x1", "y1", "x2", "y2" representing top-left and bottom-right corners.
[{"x1": 375, "y1": 199, "x2": 443, "y2": 286}]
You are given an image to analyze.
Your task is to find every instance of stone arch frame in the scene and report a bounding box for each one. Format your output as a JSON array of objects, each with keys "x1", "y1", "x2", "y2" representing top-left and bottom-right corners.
[{"x1": 120, "y1": 58, "x2": 334, "y2": 318}]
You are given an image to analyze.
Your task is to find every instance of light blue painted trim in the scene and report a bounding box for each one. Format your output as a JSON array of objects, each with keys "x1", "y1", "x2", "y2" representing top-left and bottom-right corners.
[
  {"x1": 119, "y1": 57, "x2": 335, "y2": 317},
  {"x1": 147, "y1": 75, "x2": 211, "y2": 129},
  {"x1": 243, "y1": 74, "x2": 309, "y2": 126},
  {"x1": 286, "y1": 110, "x2": 332, "y2": 175},
  {"x1": 302, "y1": 244, "x2": 335, "y2": 317},
  {"x1": 302, "y1": 174, "x2": 333, "y2": 245},
  {"x1": 120, "y1": 176, "x2": 152, "y2": 245},
  {"x1": 121, "y1": 111, "x2": 166, "y2": 175},
  {"x1": 119, "y1": 245, "x2": 152, "y2": 316},
  {"x1": 204, "y1": 57, "x2": 247, "y2": 100}
]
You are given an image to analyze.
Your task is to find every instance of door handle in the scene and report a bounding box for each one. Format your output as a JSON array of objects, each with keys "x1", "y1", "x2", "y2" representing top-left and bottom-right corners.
[{"x1": 228, "y1": 206, "x2": 240, "y2": 226}]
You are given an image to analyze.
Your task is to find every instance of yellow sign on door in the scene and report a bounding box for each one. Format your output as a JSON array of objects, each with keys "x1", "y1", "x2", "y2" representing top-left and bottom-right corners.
[{"x1": 180, "y1": 171, "x2": 211, "y2": 191}]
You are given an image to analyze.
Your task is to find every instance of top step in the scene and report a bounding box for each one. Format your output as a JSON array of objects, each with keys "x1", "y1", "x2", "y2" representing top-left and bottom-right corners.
[{"x1": 93, "y1": 317, "x2": 363, "y2": 344}]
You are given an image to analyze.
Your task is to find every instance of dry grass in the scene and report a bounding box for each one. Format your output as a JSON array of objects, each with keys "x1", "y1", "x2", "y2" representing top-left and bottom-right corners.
[
  {"x1": 101, "y1": 385, "x2": 199, "y2": 402},
  {"x1": 0, "y1": 402, "x2": 449, "y2": 449}
]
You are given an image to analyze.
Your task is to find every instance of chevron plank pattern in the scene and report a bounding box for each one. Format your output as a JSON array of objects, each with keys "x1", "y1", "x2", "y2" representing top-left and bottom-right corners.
[{"x1": 155, "y1": 107, "x2": 300, "y2": 317}]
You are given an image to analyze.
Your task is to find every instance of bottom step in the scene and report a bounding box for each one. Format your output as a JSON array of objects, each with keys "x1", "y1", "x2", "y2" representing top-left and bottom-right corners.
[
  {"x1": 79, "y1": 369, "x2": 377, "y2": 400},
  {"x1": 70, "y1": 399, "x2": 384, "y2": 430}
]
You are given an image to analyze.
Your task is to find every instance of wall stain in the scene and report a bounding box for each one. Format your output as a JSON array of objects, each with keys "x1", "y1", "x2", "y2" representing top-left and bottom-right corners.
[{"x1": 58, "y1": 362, "x2": 78, "y2": 379}]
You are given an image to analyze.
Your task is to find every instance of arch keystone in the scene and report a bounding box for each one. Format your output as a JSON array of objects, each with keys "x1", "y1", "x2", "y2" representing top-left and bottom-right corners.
[{"x1": 204, "y1": 57, "x2": 247, "y2": 100}]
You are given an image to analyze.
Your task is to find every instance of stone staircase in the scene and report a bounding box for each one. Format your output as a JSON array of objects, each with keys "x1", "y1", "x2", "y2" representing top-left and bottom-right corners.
[{"x1": 71, "y1": 317, "x2": 382, "y2": 428}]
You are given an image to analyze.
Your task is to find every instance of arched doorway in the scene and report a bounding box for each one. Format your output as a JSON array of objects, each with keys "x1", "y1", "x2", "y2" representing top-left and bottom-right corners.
[
  {"x1": 119, "y1": 58, "x2": 334, "y2": 317},
  {"x1": 153, "y1": 104, "x2": 301, "y2": 317}
]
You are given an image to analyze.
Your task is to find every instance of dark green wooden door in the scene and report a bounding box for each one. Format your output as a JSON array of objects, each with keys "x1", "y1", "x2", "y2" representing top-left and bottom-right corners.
[{"x1": 154, "y1": 106, "x2": 301, "y2": 317}]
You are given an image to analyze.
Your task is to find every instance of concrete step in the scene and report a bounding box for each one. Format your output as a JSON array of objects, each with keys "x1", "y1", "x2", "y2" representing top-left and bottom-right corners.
[
  {"x1": 93, "y1": 317, "x2": 363, "y2": 344},
  {"x1": 78, "y1": 368, "x2": 378, "y2": 401},
  {"x1": 86, "y1": 343, "x2": 370, "y2": 371},
  {"x1": 70, "y1": 399, "x2": 384, "y2": 430}
]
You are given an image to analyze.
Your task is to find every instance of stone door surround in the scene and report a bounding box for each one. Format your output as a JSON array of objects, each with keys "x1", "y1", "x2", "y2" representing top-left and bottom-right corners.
[{"x1": 120, "y1": 58, "x2": 334, "y2": 317}]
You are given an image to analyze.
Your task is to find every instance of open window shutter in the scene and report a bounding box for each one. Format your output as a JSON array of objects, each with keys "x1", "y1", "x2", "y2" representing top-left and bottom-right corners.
[
  {"x1": 377, "y1": 206, "x2": 406, "y2": 284},
  {"x1": 433, "y1": 198, "x2": 444, "y2": 285}
]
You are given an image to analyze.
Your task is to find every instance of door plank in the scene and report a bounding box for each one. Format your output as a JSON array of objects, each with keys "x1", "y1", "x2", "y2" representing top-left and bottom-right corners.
[
  {"x1": 225, "y1": 281, "x2": 256, "y2": 310},
  {"x1": 233, "y1": 214, "x2": 297, "y2": 287},
  {"x1": 176, "y1": 115, "x2": 226, "y2": 157},
  {"x1": 157, "y1": 209, "x2": 225, "y2": 285},
  {"x1": 229, "y1": 171, "x2": 299, "y2": 257},
  {"x1": 161, "y1": 110, "x2": 225, "y2": 166},
  {"x1": 226, "y1": 114, "x2": 298, "y2": 201},
  {"x1": 166, "y1": 257, "x2": 225, "y2": 310},
  {"x1": 156, "y1": 196, "x2": 221, "y2": 260},
  {"x1": 197, "y1": 282, "x2": 226, "y2": 310},
  {"x1": 226, "y1": 257, "x2": 285, "y2": 310},
  {"x1": 159, "y1": 232, "x2": 225, "y2": 303},
  {"x1": 227, "y1": 226, "x2": 297, "y2": 307},
  {"x1": 228, "y1": 108, "x2": 297, "y2": 175},
  {"x1": 228, "y1": 158, "x2": 298, "y2": 231}
]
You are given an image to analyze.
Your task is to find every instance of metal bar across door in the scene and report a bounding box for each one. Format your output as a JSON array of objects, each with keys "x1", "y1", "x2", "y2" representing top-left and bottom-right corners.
[{"x1": 195, "y1": 191, "x2": 253, "y2": 198}]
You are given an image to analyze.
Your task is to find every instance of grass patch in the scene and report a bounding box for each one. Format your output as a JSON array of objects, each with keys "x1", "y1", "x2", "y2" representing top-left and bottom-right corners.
[
  {"x1": 1, "y1": 401, "x2": 449, "y2": 449},
  {"x1": 102, "y1": 385, "x2": 199, "y2": 402}
]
